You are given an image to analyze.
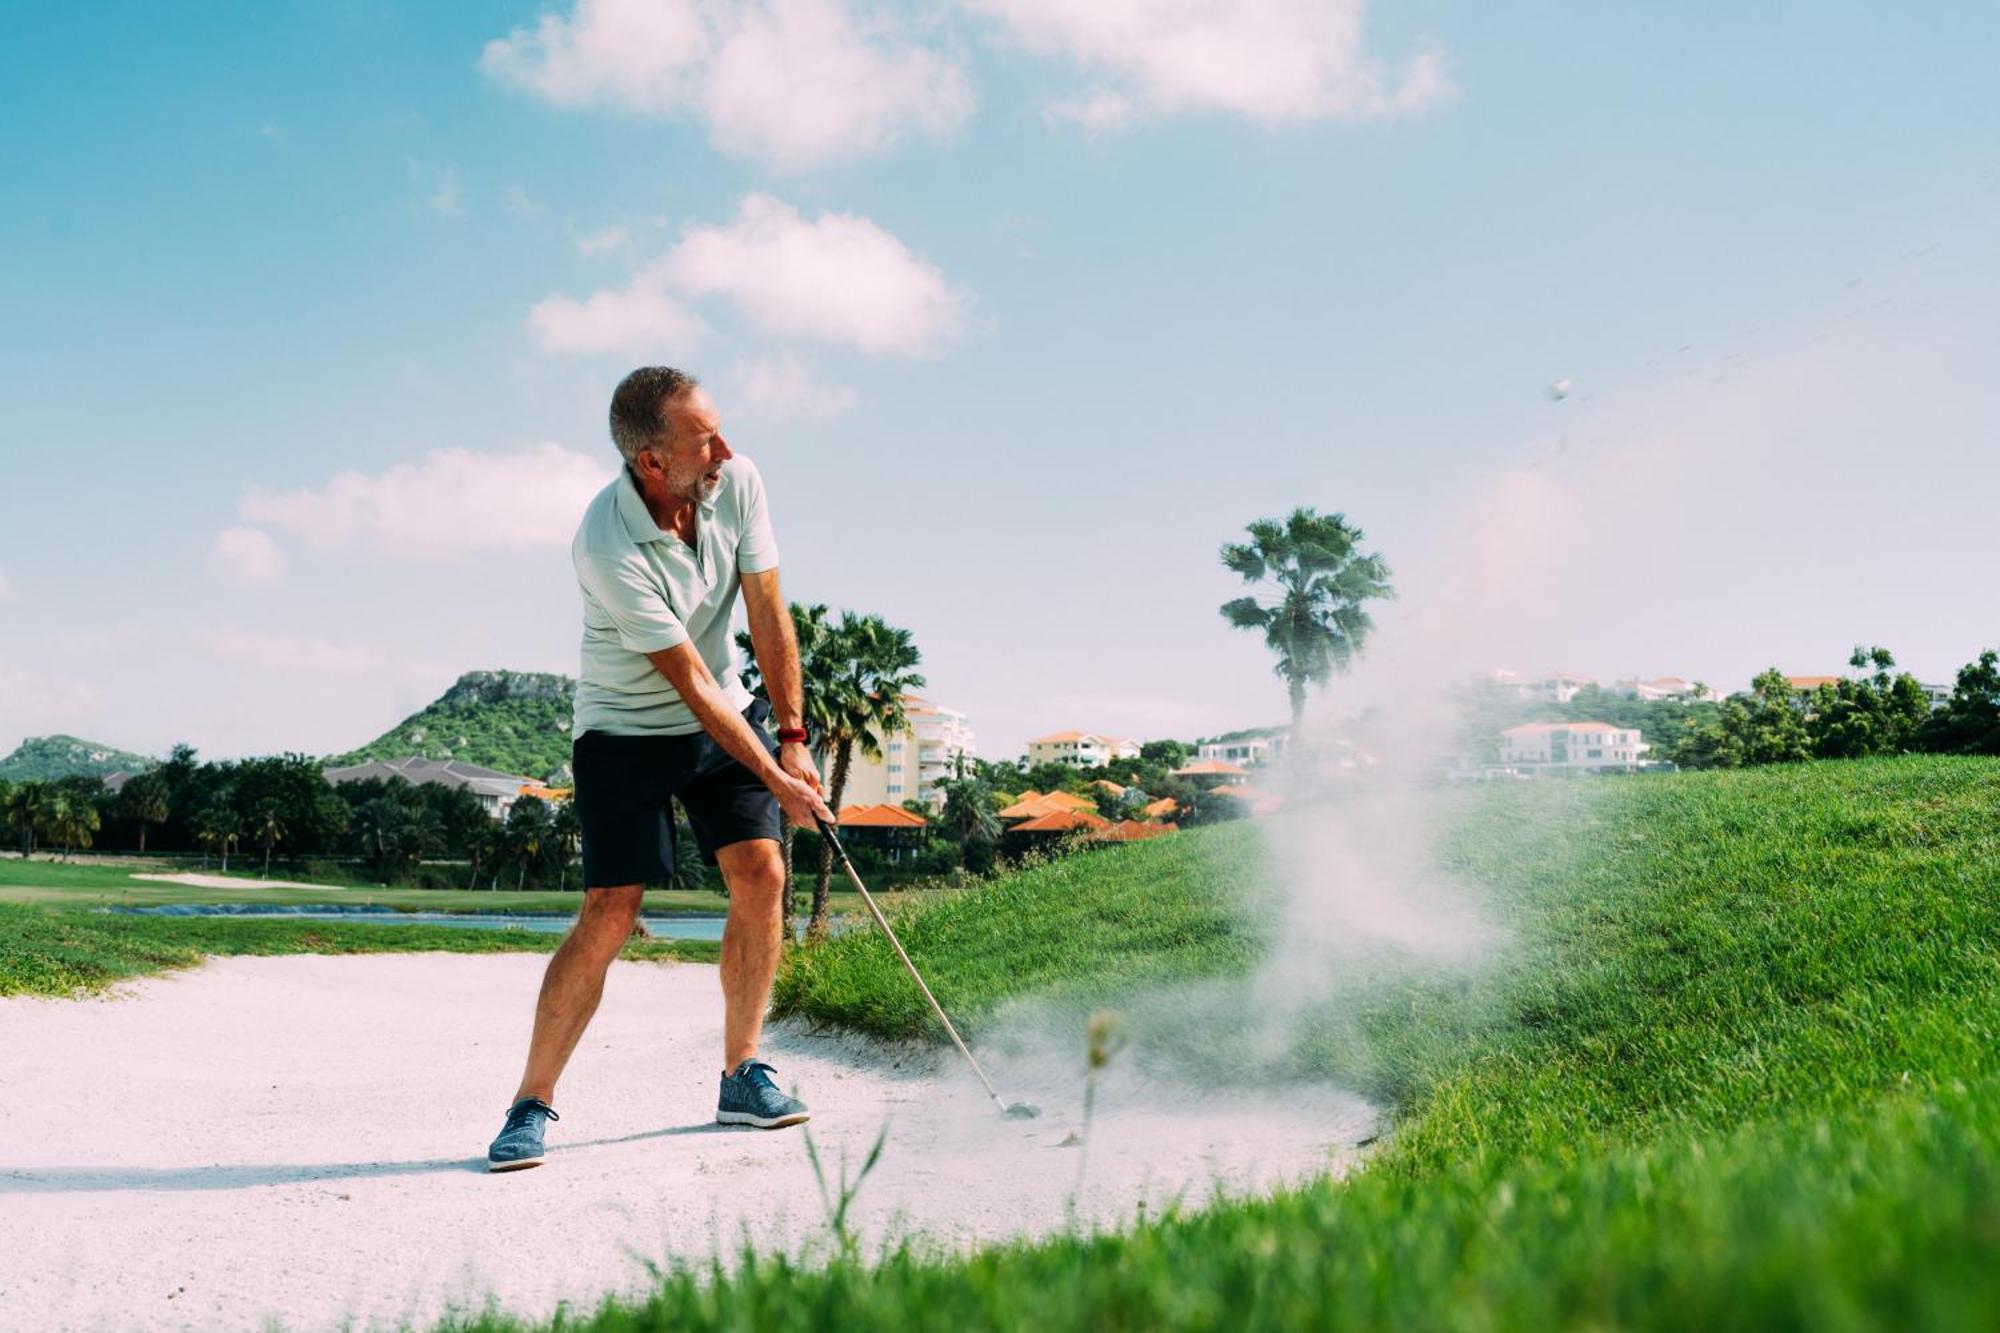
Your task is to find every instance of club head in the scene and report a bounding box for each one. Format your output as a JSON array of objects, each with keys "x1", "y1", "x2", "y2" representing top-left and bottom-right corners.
[{"x1": 1003, "y1": 1101, "x2": 1041, "y2": 1120}]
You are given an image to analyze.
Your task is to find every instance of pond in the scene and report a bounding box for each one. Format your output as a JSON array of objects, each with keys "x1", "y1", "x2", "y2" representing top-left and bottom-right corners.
[{"x1": 104, "y1": 903, "x2": 730, "y2": 941}]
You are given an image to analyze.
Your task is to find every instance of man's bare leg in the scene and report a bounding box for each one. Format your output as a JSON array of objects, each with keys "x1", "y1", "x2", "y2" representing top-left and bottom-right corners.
[
  {"x1": 512, "y1": 885, "x2": 643, "y2": 1104},
  {"x1": 715, "y1": 839, "x2": 786, "y2": 1071}
]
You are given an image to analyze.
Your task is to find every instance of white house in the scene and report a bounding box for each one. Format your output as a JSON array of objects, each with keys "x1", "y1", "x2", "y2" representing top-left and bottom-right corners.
[
  {"x1": 1198, "y1": 733, "x2": 1287, "y2": 767},
  {"x1": 1613, "y1": 675, "x2": 1705, "y2": 702},
  {"x1": 1026, "y1": 731, "x2": 1141, "y2": 769},
  {"x1": 828, "y1": 695, "x2": 977, "y2": 811},
  {"x1": 1526, "y1": 673, "x2": 1597, "y2": 704},
  {"x1": 1500, "y1": 722, "x2": 1647, "y2": 773}
]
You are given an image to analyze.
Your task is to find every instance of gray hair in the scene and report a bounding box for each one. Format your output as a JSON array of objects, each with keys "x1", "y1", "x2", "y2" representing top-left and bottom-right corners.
[{"x1": 608, "y1": 367, "x2": 700, "y2": 467}]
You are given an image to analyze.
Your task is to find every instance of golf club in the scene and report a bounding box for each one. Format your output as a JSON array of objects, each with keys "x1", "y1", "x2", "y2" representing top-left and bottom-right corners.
[{"x1": 815, "y1": 816, "x2": 1040, "y2": 1120}]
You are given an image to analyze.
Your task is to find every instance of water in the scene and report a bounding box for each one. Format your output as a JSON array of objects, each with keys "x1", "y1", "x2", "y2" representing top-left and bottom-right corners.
[{"x1": 104, "y1": 903, "x2": 728, "y2": 941}]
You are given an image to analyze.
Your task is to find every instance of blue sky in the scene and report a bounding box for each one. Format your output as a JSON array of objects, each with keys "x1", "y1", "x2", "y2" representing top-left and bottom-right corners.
[{"x1": 3, "y1": 1, "x2": 1996, "y2": 763}]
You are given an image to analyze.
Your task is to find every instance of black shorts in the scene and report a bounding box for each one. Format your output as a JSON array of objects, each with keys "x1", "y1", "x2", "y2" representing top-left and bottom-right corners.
[{"x1": 572, "y1": 699, "x2": 784, "y2": 889}]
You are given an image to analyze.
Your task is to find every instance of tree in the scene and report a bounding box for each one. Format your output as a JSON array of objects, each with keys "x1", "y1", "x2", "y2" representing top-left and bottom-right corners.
[
  {"x1": 1921, "y1": 648, "x2": 2000, "y2": 754},
  {"x1": 1709, "y1": 670, "x2": 1814, "y2": 767},
  {"x1": 739, "y1": 602, "x2": 843, "y2": 941},
  {"x1": 5, "y1": 781, "x2": 48, "y2": 856},
  {"x1": 251, "y1": 802, "x2": 287, "y2": 876},
  {"x1": 46, "y1": 788, "x2": 102, "y2": 858},
  {"x1": 117, "y1": 772, "x2": 170, "y2": 853},
  {"x1": 1806, "y1": 646, "x2": 1928, "y2": 760},
  {"x1": 194, "y1": 803, "x2": 241, "y2": 872},
  {"x1": 503, "y1": 796, "x2": 553, "y2": 890},
  {"x1": 937, "y1": 774, "x2": 1001, "y2": 867},
  {"x1": 347, "y1": 797, "x2": 408, "y2": 884},
  {"x1": 808, "y1": 613, "x2": 925, "y2": 941},
  {"x1": 1139, "y1": 739, "x2": 1190, "y2": 769},
  {"x1": 1220, "y1": 508, "x2": 1394, "y2": 757},
  {"x1": 548, "y1": 797, "x2": 582, "y2": 891}
]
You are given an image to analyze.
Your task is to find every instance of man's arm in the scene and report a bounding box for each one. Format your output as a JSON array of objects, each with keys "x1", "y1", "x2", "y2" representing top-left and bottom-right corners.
[
  {"x1": 740, "y1": 567, "x2": 826, "y2": 799},
  {"x1": 643, "y1": 639, "x2": 832, "y2": 829},
  {"x1": 741, "y1": 568, "x2": 805, "y2": 734}
]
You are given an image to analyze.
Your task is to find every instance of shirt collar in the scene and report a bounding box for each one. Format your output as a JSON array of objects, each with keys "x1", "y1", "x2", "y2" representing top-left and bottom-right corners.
[{"x1": 615, "y1": 467, "x2": 722, "y2": 545}]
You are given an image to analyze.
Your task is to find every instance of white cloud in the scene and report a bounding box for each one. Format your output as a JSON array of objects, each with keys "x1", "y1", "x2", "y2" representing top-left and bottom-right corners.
[
  {"x1": 973, "y1": 0, "x2": 1453, "y2": 127},
  {"x1": 733, "y1": 355, "x2": 860, "y2": 422},
  {"x1": 531, "y1": 194, "x2": 968, "y2": 358},
  {"x1": 527, "y1": 273, "x2": 708, "y2": 356},
  {"x1": 666, "y1": 193, "x2": 968, "y2": 355},
  {"x1": 238, "y1": 443, "x2": 614, "y2": 560},
  {"x1": 428, "y1": 167, "x2": 465, "y2": 216},
  {"x1": 0, "y1": 569, "x2": 12, "y2": 600},
  {"x1": 479, "y1": 0, "x2": 971, "y2": 171},
  {"x1": 209, "y1": 527, "x2": 288, "y2": 587},
  {"x1": 503, "y1": 184, "x2": 543, "y2": 218},
  {"x1": 199, "y1": 628, "x2": 383, "y2": 677},
  {"x1": 575, "y1": 224, "x2": 631, "y2": 257}
]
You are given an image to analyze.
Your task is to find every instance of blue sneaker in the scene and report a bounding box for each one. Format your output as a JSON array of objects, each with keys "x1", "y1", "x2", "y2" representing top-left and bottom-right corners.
[
  {"x1": 487, "y1": 1096, "x2": 559, "y2": 1171},
  {"x1": 717, "y1": 1059, "x2": 810, "y2": 1129}
]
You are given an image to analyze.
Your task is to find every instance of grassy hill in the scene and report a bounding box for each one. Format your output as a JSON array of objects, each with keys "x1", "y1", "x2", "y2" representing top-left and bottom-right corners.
[
  {"x1": 333, "y1": 670, "x2": 575, "y2": 780},
  {"x1": 522, "y1": 755, "x2": 2000, "y2": 1331},
  {"x1": 0, "y1": 734, "x2": 154, "y2": 782}
]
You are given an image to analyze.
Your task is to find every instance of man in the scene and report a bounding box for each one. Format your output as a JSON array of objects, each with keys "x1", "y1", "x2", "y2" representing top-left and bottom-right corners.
[{"x1": 487, "y1": 366, "x2": 835, "y2": 1172}]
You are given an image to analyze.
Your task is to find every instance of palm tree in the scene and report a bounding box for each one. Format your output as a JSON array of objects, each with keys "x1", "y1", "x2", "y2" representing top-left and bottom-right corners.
[
  {"x1": 809, "y1": 613, "x2": 925, "y2": 940},
  {"x1": 504, "y1": 797, "x2": 552, "y2": 891},
  {"x1": 938, "y1": 774, "x2": 1001, "y2": 862},
  {"x1": 47, "y1": 790, "x2": 101, "y2": 859},
  {"x1": 252, "y1": 803, "x2": 287, "y2": 876},
  {"x1": 117, "y1": 772, "x2": 170, "y2": 853},
  {"x1": 1220, "y1": 508, "x2": 1394, "y2": 758},
  {"x1": 548, "y1": 798, "x2": 582, "y2": 892},
  {"x1": 738, "y1": 602, "x2": 843, "y2": 942},
  {"x1": 4, "y1": 782, "x2": 48, "y2": 856},
  {"x1": 194, "y1": 804, "x2": 239, "y2": 872}
]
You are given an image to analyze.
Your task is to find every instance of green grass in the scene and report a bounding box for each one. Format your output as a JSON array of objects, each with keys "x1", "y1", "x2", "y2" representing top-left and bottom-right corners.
[
  {"x1": 771, "y1": 828, "x2": 1269, "y2": 1039},
  {"x1": 450, "y1": 754, "x2": 2000, "y2": 1331},
  {"x1": 0, "y1": 902, "x2": 717, "y2": 998}
]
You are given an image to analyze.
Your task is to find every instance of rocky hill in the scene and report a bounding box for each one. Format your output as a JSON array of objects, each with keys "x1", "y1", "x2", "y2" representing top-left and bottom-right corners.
[
  {"x1": 0, "y1": 735, "x2": 156, "y2": 782},
  {"x1": 332, "y1": 670, "x2": 577, "y2": 782}
]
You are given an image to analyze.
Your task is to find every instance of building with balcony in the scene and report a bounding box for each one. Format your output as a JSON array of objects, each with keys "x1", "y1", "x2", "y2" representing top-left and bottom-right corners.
[
  {"x1": 1025, "y1": 731, "x2": 1141, "y2": 769},
  {"x1": 825, "y1": 694, "x2": 976, "y2": 811},
  {"x1": 1499, "y1": 722, "x2": 1647, "y2": 773}
]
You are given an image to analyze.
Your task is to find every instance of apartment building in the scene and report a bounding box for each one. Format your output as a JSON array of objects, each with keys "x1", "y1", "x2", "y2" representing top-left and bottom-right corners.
[
  {"x1": 1499, "y1": 722, "x2": 1647, "y2": 772},
  {"x1": 1025, "y1": 731, "x2": 1141, "y2": 768},
  {"x1": 826, "y1": 694, "x2": 976, "y2": 810}
]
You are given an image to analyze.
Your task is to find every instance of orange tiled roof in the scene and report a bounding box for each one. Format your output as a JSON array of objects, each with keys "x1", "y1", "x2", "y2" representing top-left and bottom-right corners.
[
  {"x1": 1140, "y1": 797, "x2": 1178, "y2": 819},
  {"x1": 837, "y1": 803, "x2": 929, "y2": 828},
  {"x1": 1030, "y1": 730, "x2": 1086, "y2": 743},
  {"x1": 1173, "y1": 759, "x2": 1245, "y2": 776},
  {"x1": 999, "y1": 790, "x2": 1097, "y2": 820},
  {"x1": 1011, "y1": 809, "x2": 1110, "y2": 833},
  {"x1": 1785, "y1": 675, "x2": 1843, "y2": 689},
  {"x1": 1090, "y1": 779, "x2": 1126, "y2": 795},
  {"x1": 1088, "y1": 820, "x2": 1178, "y2": 842}
]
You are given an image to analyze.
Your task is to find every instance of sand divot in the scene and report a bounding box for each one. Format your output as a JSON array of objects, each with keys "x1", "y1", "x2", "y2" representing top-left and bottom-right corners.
[{"x1": 0, "y1": 952, "x2": 1375, "y2": 1332}]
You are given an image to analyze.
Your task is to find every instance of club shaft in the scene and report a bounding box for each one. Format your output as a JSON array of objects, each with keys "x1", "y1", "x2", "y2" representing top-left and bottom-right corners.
[{"x1": 820, "y1": 824, "x2": 1010, "y2": 1110}]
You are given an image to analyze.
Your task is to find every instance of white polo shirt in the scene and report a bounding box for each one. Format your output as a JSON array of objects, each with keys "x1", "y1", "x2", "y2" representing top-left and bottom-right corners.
[{"x1": 571, "y1": 456, "x2": 780, "y2": 736}]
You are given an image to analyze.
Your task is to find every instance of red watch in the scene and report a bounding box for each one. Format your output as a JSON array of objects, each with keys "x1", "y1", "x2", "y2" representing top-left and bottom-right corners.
[{"x1": 777, "y1": 726, "x2": 809, "y2": 745}]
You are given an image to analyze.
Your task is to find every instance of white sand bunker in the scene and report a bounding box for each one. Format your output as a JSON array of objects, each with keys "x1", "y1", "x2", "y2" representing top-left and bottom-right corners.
[
  {"x1": 130, "y1": 872, "x2": 330, "y2": 890},
  {"x1": 0, "y1": 954, "x2": 1376, "y2": 1332}
]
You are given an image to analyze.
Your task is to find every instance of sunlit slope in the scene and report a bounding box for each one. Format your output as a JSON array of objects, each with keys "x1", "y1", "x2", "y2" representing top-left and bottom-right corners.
[{"x1": 507, "y1": 755, "x2": 2000, "y2": 1332}]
